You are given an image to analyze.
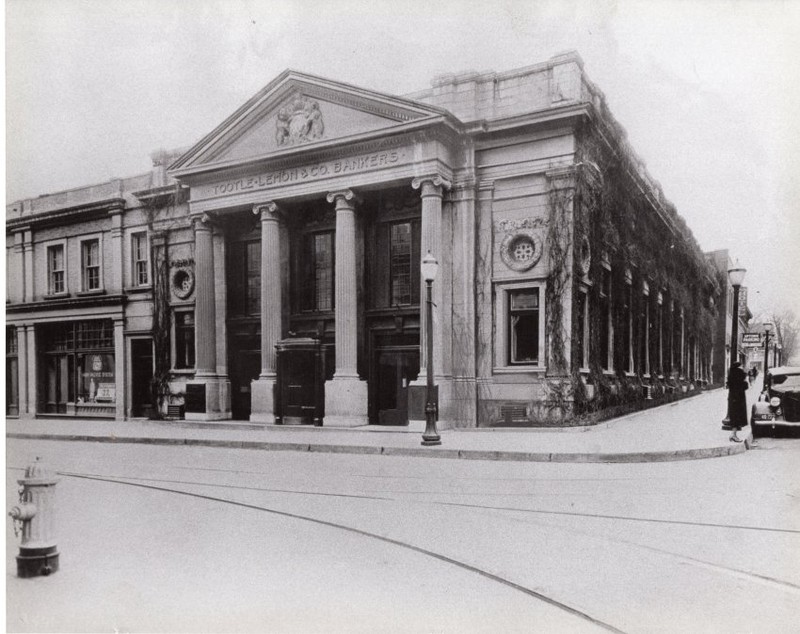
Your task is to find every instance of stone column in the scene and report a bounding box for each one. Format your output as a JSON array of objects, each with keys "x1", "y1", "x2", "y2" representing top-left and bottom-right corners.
[
  {"x1": 185, "y1": 214, "x2": 231, "y2": 420},
  {"x1": 324, "y1": 190, "x2": 367, "y2": 426},
  {"x1": 250, "y1": 202, "x2": 282, "y2": 424},
  {"x1": 193, "y1": 216, "x2": 216, "y2": 378},
  {"x1": 114, "y1": 319, "x2": 125, "y2": 420},
  {"x1": 412, "y1": 175, "x2": 451, "y2": 380},
  {"x1": 16, "y1": 325, "x2": 29, "y2": 418},
  {"x1": 25, "y1": 325, "x2": 37, "y2": 418}
]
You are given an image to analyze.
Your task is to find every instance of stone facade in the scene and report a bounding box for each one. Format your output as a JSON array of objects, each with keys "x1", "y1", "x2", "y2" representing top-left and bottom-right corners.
[{"x1": 6, "y1": 52, "x2": 720, "y2": 426}]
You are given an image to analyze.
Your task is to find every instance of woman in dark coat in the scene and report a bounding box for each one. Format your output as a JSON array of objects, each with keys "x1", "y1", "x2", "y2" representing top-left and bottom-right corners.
[{"x1": 727, "y1": 362, "x2": 749, "y2": 442}]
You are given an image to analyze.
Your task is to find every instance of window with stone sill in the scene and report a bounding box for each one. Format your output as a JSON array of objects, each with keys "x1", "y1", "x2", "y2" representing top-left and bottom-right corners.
[
  {"x1": 174, "y1": 311, "x2": 195, "y2": 370},
  {"x1": 131, "y1": 232, "x2": 149, "y2": 287},
  {"x1": 47, "y1": 244, "x2": 66, "y2": 295},
  {"x1": 82, "y1": 238, "x2": 101, "y2": 292},
  {"x1": 495, "y1": 282, "x2": 546, "y2": 370}
]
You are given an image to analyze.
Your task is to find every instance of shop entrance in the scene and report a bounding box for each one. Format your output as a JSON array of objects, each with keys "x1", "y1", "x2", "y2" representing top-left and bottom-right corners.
[
  {"x1": 130, "y1": 338, "x2": 154, "y2": 418},
  {"x1": 38, "y1": 320, "x2": 116, "y2": 417}
]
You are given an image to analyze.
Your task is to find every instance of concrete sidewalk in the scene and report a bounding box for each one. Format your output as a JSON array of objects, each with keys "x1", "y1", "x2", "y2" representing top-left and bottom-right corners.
[{"x1": 5, "y1": 388, "x2": 752, "y2": 463}]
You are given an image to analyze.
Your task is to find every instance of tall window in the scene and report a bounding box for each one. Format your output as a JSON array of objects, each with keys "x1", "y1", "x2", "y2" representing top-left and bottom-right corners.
[
  {"x1": 575, "y1": 287, "x2": 588, "y2": 370},
  {"x1": 389, "y1": 222, "x2": 412, "y2": 306},
  {"x1": 245, "y1": 241, "x2": 261, "y2": 314},
  {"x1": 48, "y1": 244, "x2": 65, "y2": 294},
  {"x1": 302, "y1": 232, "x2": 334, "y2": 312},
  {"x1": 657, "y1": 294, "x2": 664, "y2": 375},
  {"x1": 641, "y1": 287, "x2": 651, "y2": 376},
  {"x1": 132, "y1": 232, "x2": 149, "y2": 286},
  {"x1": 174, "y1": 312, "x2": 195, "y2": 370},
  {"x1": 599, "y1": 267, "x2": 612, "y2": 371},
  {"x1": 82, "y1": 239, "x2": 101, "y2": 291},
  {"x1": 622, "y1": 276, "x2": 633, "y2": 373},
  {"x1": 508, "y1": 289, "x2": 540, "y2": 365}
]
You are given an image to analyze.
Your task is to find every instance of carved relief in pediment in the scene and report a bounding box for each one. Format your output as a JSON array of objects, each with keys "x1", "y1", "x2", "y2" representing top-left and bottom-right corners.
[{"x1": 276, "y1": 96, "x2": 325, "y2": 146}]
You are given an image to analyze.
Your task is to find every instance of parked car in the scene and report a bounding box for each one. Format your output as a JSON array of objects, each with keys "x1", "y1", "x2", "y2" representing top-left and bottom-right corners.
[{"x1": 750, "y1": 366, "x2": 800, "y2": 437}]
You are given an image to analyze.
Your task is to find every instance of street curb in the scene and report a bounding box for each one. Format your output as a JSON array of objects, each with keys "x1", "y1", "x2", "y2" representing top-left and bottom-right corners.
[{"x1": 6, "y1": 432, "x2": 747, "y2": 463}]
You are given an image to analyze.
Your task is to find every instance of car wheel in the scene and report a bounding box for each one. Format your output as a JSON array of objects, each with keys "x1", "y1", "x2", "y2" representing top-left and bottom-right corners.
[{"x1": 751, "y1": 423, "x2": 760, "y2": 439}]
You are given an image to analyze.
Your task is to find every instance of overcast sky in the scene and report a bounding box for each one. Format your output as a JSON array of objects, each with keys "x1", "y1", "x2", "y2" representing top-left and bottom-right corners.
[{"x1": 5, "y1": 0, "x2": 800, "y2": 318}]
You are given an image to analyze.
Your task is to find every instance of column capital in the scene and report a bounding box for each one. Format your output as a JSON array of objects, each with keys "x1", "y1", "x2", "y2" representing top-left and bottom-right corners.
[
  {"x1": 412, "y1": 175, "x2": 452, "y2": 197},
  {"x1": 253, "y1": 201, "x2": 281, "y2": 222},
  {"x1": 191, "y1": 213, "x2": 215, "y2": 232},
  {"x1": 326, "y1": 189, "x2": 360, "y2": 208}
]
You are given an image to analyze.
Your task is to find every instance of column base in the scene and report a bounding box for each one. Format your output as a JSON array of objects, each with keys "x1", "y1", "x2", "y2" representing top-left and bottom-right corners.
[
  {"x1": 250, "y1": 377, "x2": 277, "y2": 424},
  {"x1": 184, "y1": 376, "x2": 232, "y2": 421},
  {"x1": 324, "y1": 375, "x2": 368, "y2": 427}
]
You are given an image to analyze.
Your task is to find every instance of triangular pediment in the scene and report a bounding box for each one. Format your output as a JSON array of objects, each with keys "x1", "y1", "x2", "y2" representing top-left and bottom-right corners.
[{"x1": 171, "y1": 70, "x2": 450, "y2": 173}]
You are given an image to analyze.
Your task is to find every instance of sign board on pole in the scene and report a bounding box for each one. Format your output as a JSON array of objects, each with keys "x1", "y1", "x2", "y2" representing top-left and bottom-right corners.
[
  {"x1": 738, "y1": 287, "x2": 748, "y2": 317},
  {"x1": 742, "y1": 332, "x2": 763, "y2": 348}
]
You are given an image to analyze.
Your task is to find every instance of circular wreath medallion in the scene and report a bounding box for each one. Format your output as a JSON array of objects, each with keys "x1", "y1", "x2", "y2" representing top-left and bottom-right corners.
[
  {"x1": 500, "y1": 230, "x2": 543, "y2": 272},
  {"x1": 172, "y1": 267, "x2": 195, "y2": 300}
]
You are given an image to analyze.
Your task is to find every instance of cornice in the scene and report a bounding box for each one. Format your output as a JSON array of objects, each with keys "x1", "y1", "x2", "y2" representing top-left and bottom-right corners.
[
  {"x1": 7, "y1": 294, "x2": 127, "y2": 314},
  {"x1": 6, "y1": 198, "x2": 126, "y2": 231}
]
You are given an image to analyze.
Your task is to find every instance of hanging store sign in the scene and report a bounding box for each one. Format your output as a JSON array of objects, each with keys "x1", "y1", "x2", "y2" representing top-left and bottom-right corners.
[{"x1": 742, "y1": 333, "x2": 763, "y2": 348}]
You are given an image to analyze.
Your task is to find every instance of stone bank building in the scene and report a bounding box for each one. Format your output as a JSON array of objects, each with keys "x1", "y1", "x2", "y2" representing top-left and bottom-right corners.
[{"x1": 6, "y1": 52, "x2": 720, "y2": 427}]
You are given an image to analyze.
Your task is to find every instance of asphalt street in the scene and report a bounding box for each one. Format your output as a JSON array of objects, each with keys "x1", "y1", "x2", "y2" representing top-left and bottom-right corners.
[{"x1": 6, "y1": 429, "x2": 800, "y2": 633}]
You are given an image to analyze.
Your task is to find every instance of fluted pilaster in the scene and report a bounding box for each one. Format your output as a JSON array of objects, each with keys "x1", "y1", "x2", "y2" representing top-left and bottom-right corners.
[
  {"x1": 327, "y1": 189, "x2": 359, "y2": 377},
  {"x1": 255, "y1": 202, "x2": 282, "y2": 378}
]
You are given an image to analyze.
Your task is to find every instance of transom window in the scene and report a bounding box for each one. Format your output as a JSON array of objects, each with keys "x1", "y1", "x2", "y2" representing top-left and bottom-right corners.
[
  {"x1": 82, "y1": 239, "x2": 101, "y2": 291},
  {"x1": 48, "y1": 244, "x2": 65, "y2": 294}
]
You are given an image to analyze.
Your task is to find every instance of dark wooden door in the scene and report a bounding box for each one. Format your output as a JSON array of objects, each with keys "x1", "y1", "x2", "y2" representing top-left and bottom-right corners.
[
  {"x1": 372, "y1": 346, "x2": 419, "y2": 425},
  {"x1": 231, "y1": 350, "x2": 261, "y2": 420},
  {"x1": 130, "y1": 339, "x2": 154, "y2": 417}
]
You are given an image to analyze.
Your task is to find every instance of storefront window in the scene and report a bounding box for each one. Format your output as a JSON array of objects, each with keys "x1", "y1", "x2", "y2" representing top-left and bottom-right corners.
[
  {"x1": 77, "y1": 353, "x2": 116, "y2": 403},
  {"x1": 7, "y1": 326, "x2": 19, "y2": 416},
  {"x1": 38, "y1": 319, "x2": 116, "y2": 415}
]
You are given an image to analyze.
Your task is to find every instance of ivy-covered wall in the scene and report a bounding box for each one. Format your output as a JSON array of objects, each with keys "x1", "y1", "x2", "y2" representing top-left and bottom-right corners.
[{"x1": 567, "y1": 117, "x2": 720, "y2": 417}]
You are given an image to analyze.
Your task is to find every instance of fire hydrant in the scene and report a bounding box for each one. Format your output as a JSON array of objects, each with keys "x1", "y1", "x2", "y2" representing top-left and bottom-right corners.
[{"x1": 9, "y1": 457, "x2": 60, "y2": 577}]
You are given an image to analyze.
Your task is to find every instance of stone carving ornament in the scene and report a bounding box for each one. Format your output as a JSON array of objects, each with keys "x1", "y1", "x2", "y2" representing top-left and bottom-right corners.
[
  {"x1": 171, "y1": 266, "x2": 195, "y2": 300},
  {"x1": 500, "y1": 230, "x2": 543, "y2": 272},
  {"x1": 276, "y1": 96, "x2": 325, "y2": 146}
]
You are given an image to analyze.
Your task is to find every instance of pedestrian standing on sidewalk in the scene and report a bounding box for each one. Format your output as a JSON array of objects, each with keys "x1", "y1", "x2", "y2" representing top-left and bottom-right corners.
[{"x1": 727, "y1": 362, "x2": 749, "y2": 442}]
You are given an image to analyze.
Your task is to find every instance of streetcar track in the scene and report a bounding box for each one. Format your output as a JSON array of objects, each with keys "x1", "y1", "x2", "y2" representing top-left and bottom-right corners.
[
  {"x1": 468, "y1": 503, "x2": 800, "y2": 594},
  {"x1": 16, "y1": 465, "x2": 794, "y2": 536},
  {"x1": 58, "y1": 470, "x2": 625, "y2": 634}
]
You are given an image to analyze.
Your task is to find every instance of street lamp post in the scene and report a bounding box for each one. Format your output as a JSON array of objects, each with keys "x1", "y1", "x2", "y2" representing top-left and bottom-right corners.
[
  {"x1": 420, "y1": 251, "x2": 441, "y2": 446},
  {"x1": 763, "y1": 322, "x2": 773, "y2": 392},
  {"x1": 723, "y1": 264, "x2": 746, "y2": 426}
]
